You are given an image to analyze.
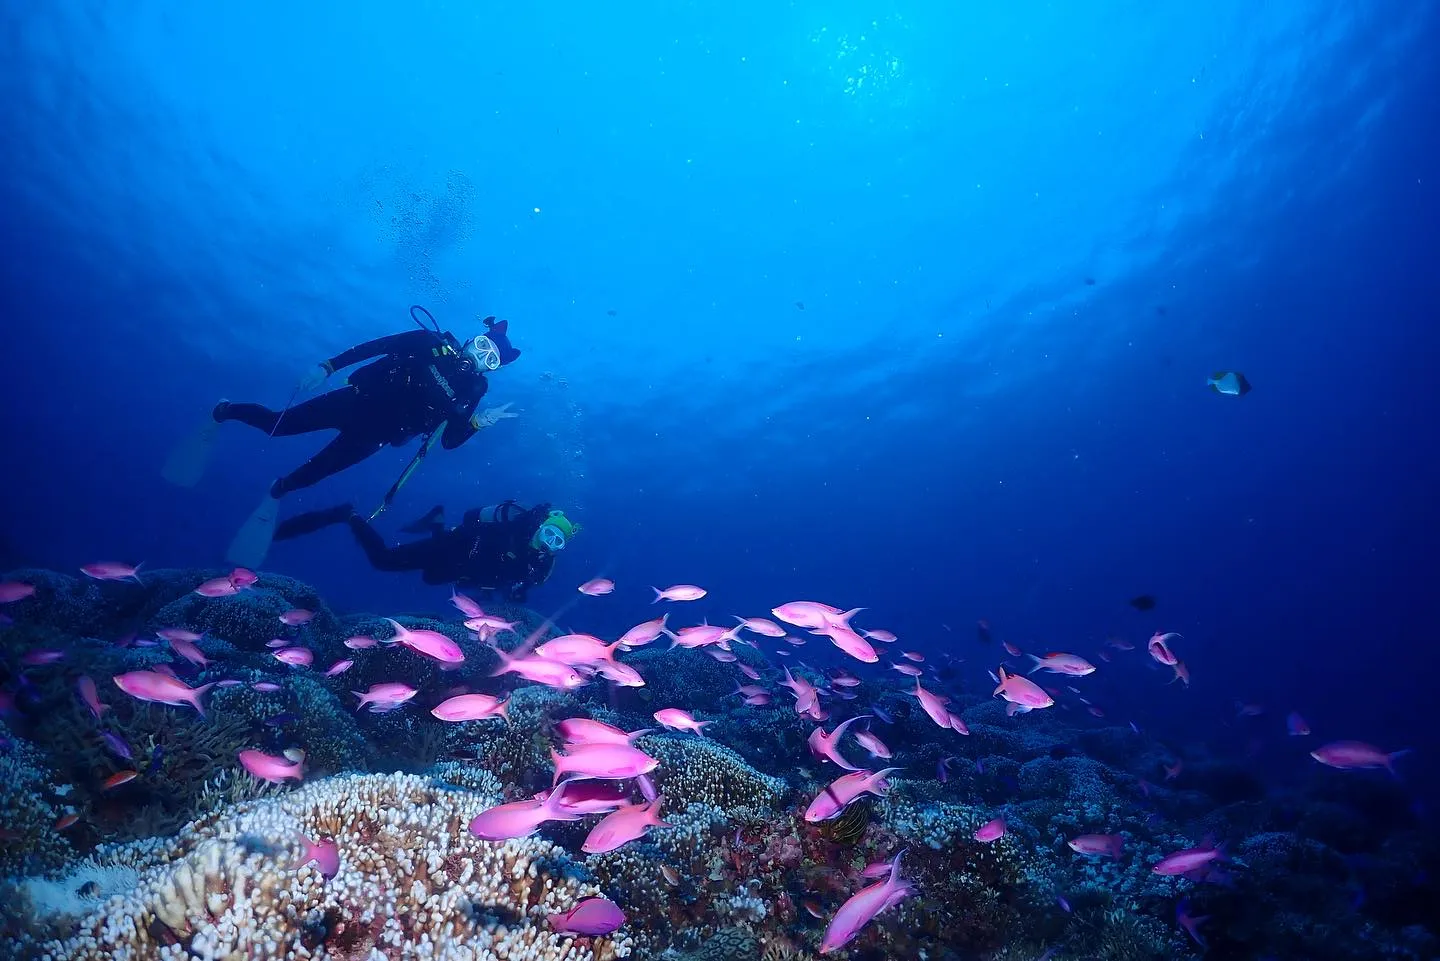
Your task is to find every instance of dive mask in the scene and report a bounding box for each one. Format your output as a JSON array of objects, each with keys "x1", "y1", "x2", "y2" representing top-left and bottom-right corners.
[
  {"x1": 466, "y1": 335, "x2": 502, "y2": 371},
  {"x1": 531, "y1": 509, "x2": 577, "y2": 552}
]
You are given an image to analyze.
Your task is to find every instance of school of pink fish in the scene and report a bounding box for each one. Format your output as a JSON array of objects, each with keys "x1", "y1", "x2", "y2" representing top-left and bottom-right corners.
[{"x1": 0, "y1": 566, "x2": 1412, "y2": 954}]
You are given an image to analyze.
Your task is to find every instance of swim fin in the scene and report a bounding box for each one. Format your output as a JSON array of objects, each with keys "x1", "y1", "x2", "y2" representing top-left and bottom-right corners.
[
  {"x1": 161, "y1": 412, "x2": 223, "y2": 488},
  {"x1": 226, "y1": 492, "x2": 280, "y2": 569}
]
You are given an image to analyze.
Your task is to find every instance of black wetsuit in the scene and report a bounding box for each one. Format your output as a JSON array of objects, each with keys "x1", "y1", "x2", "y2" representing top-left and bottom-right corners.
[
  {"x1": 276, "y1": 502, "x2": 557, "y2": 601},
  {"x1": 218, "y1": 330, "x2": 489, "y2": 496}
]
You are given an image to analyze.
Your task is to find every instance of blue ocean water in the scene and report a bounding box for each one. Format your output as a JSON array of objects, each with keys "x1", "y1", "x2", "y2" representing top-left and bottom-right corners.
[{"x1": 2, "y1": 3, "x2": 1438, "y2": 959}]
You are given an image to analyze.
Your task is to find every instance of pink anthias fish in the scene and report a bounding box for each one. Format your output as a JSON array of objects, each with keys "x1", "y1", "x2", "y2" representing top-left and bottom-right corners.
[
  {"x1": 194, "y1": 577, "x2": 240, "y2": 598},
  {"x1": 974, "y1": 817, "x2": 1007, "y2": 842},
  {"x1": 156, "y1": 628, "x2": 202, "y2": 643},
  {"x1": 912, "y1": 680, "x2": 955, "y2": 729},
  {"x1": 668, "y1": 624, "x2": 739, "y2": 650},
  {"x1": 533, "y1": 634, "x2": 620, "y2": 665},
  {"x1": 450, "y1": 589, "x2": 484, "y2": 618},
  {"x1": 343, "y1": 635, "x2": 378, "y2": 650},
  {"x1": 252, "y1": 682, "x2": 282, "y2": 693},
  {"x1": 0, "y1": 582, "x2": 36, "y2": 603},
  {"x1": 590, "y1": 660, "x2": 647, "y2": 687},
  {"x1": 1027, "y1": 652, "x2": 1096, "y2": 676},
  {"x1": 229, "y1": 567, "x2": 259, "y2": 588},
  {"x1": 707, "y1": 649, "x2": 737, "y2": 663},
  {"x1": 352, "y1": 682, "x2": 418, "y2": 713},
  {"x1": 582, "y1": 796, "x2": 670, "y2": 854},
  {"x1": 113, "y1": 671, "x2": 214, "y2": 716},
  {"x1": 578, "y1": 578, "x2": 615, "y2": 596},
  {"x1": 830, "y1": 671, "x2": 861, "y2": 688},
  {"x1": 265, "y1": 638, "x2": 291, "y2": 649},
  {"x1": 491, "y1": 649, "x2": 587, "y2": 689},
  {"x1": 1152, "y1": 841, "x2": 1227, "y2": 876},
  {"x1": 891, "y1": 663, "x2": 923, "y2": 677},
  {"x1": 653, "y1": 708, "x2": 711, "y2": 736},
  {"x1": 861, "y1": 628, "x2": 897, "y2": 643},
  {"x1": 780, "y1": 667, "x2": 821, "y2": 715},
  {"x1": 20, "y1": 649, "x2": 65, "y2": 666},
  {"x1": 901, "y1": 651, "x2": 925, "y2": 663},
  {"x1": 431, "y1": 693, "x2": 510, "y2": 723},
  {"x1": 551, "y1": 743, "x2": 658, "y2": 782},
  {"x1": 297, "y1": 834, "x2": 340, "y2": 879},
  {"x1": 548, "y1": 896, "x2": 627, "y2": 936},
  {"x1": 464, "y1": 614, "x2": 518, "y2": 634},
  {"x1": 813, "y1": 621, "x2": 879, "y2": 664},
  {"x1": 81, "y1": 562, "x2": 143, "y2": 582},
  {"x1": 1310, "y1": 740, "x2": 1410, "y2": 774},
  {"x1": 1147, "y1": 632, "x2": 1181, "y2": 666},
  {"x1": 76, "y1": 676, "x2": 108, "y2": 720},
  {"x1": 1068, "y1": 834, "x2": 1124, "y2": 858},
  {"x1": 618, "y1": 615, "x2": 668, "y2": 649},
  {"x1": 734, "y1": 616, "x2": 786, "y2": 638},
  {"x1": 386, "y1": 618, "x2": 464, "y2": 663},
  {"x1": 1287, "y1": 711, "x2": 1311, "y2": 736},
  {"x1": 743, "y1": 693, "x2": 772, "y2": 706},
  {"x1": 993, "y1": 667, "x2": 1054, "y2": 710},
  {"x1": 469, "y1": 787, "x2": 582, "y2": 840},
  {"x1": 852, "y1": 726, "x2": 892, "y2": 760},
  {"x1": 168, "y1": 636, "x2": 210, "y2": 667},
  {"x1": 805, "y1": 768, "x2": 900, "y2": 822},
  {"x1": 652, "y1": 584, "x2": 707, "y2": 603},
  {"x1": 807, "y1": 716, "x2": 869, "y2": 771},
  {"x1": 551, "y1": 780, "x2": 632, "y2": 816},
  {"x1": 819, "y1": 850, "x2": 915, "y2": 954},
  {"x1": 771, "y1": 600, "x2": 848, "y2": 630},
  {"x1": 272, "y1": 647, "x2": 314, "y2": 668},
  {"x1": 279, "y1": 609, "x2": 314, "y2": 626},
  {"x1": 238, "y1": 748, "x2": 304, "y2": 784},
  {"x1": 556, "y1": 717, "x2": 650, "y2": 747},
  {"x1": 323, "y1": 659, "x2": 355, "y2": 677},
  {"x1": 1177, "y1": 898, "x2": 1209, "y2": 948}
]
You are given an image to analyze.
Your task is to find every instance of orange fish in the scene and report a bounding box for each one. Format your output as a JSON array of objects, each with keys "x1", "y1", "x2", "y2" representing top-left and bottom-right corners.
[
  {"x1": 55, "y1": 813, "x2": 79, "y2": 830},
  {"x1": 103, "y1": 770, "x2": 139, "y2": 790}
]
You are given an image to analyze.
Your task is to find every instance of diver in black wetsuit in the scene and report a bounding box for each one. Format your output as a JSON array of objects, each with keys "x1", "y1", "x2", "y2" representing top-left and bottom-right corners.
[
  {"x1": 274, "y1": 501, "x2": 577, "y2": 602},
  {"x1": 162, "y1": 307, "x2": 526, "y2": 568},
  {"x1": 217, "y1": 314, "x2": 522, "y2": 498}
]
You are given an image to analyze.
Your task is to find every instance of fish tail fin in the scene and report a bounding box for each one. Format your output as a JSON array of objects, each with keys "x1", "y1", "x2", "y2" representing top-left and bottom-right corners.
[
  {"x1": 1026, "y1": 654, "x2": 1044, "y2": 673},
  {"x1": 648, "y1": 794, "x2": 669, "y2": 826},
  {"x1": 488, "y1": 647, "x2": 514, "y2": 678},
  {"x1": 189, "y1": 682, "x2": 216, "y2": 717},
  {"x1": 651, "y1": 587, "x2": 664, "y2": 603},
  {"x1": 1387, "y1": 749, "x2": 1414, "y2": 777}
]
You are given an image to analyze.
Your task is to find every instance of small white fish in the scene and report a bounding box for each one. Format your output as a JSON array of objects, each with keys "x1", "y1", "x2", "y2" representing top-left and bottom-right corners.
[{"x1": 1207, "y1": 371, "x2": 1252, "y2": 396}]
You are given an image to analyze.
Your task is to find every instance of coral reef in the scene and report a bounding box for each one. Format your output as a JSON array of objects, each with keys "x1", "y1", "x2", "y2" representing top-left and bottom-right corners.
[
  {"x1": 2, "y1": 565, "x2": 1436, "y2": 961},
  {"x1": 7, "y1": 772, "x2": 630, "y2": 961}
]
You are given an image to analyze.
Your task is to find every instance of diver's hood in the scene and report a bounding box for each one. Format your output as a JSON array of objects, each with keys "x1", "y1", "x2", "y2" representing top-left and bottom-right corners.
[{"x1": 482, "y1": 317, "x2": 521, "y2": 366}]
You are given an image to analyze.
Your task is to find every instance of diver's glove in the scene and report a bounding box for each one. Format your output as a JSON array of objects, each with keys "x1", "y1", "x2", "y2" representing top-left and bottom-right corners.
[
  {"x1": 469, "y1": 401, "x2": 519, "y2": 430},
  {"x1": 299, "y1": 362, "x2": 332, "y2": 392}
]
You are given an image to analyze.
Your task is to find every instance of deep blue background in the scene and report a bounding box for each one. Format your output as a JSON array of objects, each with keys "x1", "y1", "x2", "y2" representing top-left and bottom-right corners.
[{"x1": 2, "y1": 4, "x2": 1436, "y2": 797}]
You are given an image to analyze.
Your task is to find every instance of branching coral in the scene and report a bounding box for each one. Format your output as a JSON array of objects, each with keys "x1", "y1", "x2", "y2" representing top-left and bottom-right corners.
[
  {"x1": 638, "y1": 735, "x2": 786, "y2": 815},
  {"x1": 11, "y1": 771, "x2": 632, "y2": 961}
]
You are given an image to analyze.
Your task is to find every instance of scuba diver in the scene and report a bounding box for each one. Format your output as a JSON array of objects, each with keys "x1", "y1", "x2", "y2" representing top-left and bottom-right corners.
[
  {"x1": 161, "y1": 307, "x2": 523, "y2": 568},
  {"x1": 272, "y1": 500, "x2": 577, "y2": 602}
]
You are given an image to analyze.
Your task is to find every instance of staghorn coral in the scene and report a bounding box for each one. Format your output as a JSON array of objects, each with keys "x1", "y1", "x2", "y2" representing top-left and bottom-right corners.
[
  {"x1": 9, "y1": 771, "x2": 631, "y2": 961},
  {"x1": 0, "y1": 722, "x2": 74, "y2": 877},
  {"x1": 638, "y1": 735, "x2": 785, "y2": 815}
]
